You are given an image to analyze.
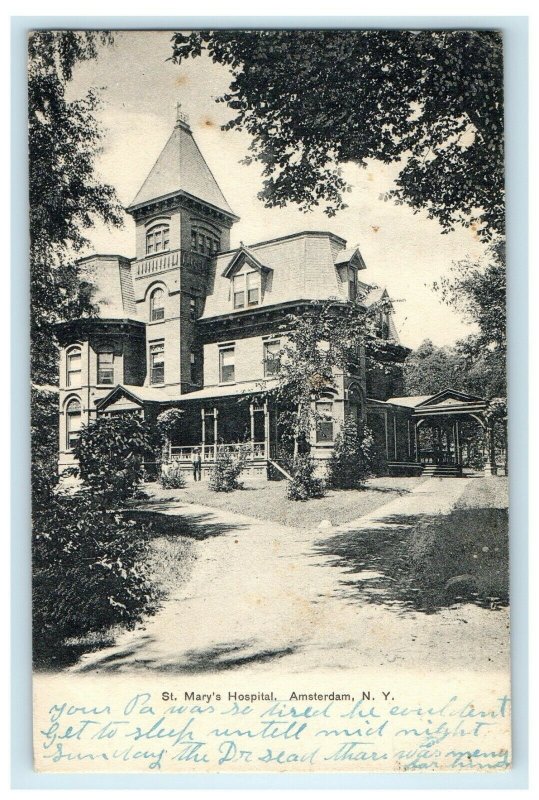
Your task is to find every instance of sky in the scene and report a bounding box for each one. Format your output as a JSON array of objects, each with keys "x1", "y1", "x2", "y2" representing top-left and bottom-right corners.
[{"x1": 68, "y1": 30, "x2": 487, "y2": 350}]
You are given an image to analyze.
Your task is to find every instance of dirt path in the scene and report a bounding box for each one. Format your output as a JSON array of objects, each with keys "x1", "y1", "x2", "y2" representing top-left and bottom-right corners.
[{"x1": 71, "y1": 477, "x2": 509, "y2": 675}]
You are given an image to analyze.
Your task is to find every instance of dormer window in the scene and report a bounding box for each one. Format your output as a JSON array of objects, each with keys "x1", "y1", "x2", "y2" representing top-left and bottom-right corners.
[
  {"x1": 146, "y1": 224, "x2": 170, "y2": 255},
  {"x1": 150, "y1": 287, "x2": 165, "y2": 321},
  {"x1": 233, "y1": 271, "x2": 260, "y2": 309}
]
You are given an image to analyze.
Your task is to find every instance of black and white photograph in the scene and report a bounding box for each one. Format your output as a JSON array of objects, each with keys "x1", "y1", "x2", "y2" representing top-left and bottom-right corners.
[{"x1": 29, "y1": 27, "x2": 512, "y2": 773}]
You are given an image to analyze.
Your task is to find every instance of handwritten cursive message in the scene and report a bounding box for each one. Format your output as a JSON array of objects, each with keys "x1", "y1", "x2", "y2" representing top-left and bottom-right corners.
[{"x1": 34, "y1": 675, "x2": 511, "y2": 773}]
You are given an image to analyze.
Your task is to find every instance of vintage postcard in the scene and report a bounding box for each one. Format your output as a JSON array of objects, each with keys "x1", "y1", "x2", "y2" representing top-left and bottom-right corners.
[{"x1": 30, "y1": 28, "x2": 511, "y2": 773}]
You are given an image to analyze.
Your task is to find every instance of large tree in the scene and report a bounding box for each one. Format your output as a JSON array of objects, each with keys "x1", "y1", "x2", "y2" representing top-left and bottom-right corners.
[
  {"x1": 171, "y1": 30, "x2": 504, "y2": 240},
  {"x1": 434, "y1": 241, "x2": 506, "y2": 399},
  {"x1": 29, "y1": 31, "x2": 122, "y2": 387}
]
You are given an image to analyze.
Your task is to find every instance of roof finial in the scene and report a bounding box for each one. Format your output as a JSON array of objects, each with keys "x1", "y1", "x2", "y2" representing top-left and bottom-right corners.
[{"x1": 175, "y1": 101, "x2": 190, "y2": 128}]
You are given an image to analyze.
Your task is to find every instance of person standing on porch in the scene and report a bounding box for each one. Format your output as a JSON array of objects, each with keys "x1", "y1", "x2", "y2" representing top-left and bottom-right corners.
[{"x1": 191, "y1": 447, "x2": 202, "y2": 481}]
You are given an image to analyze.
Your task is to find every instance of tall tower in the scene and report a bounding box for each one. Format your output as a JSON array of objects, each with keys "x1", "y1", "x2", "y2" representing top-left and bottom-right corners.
[{"x1": 126, "y1": 107, "x2": 239, "y2": 393}]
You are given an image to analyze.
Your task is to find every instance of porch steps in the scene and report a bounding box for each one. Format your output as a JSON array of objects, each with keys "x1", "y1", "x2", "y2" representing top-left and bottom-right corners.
[
  {"x1": 421, "y1": 464, "x2": 462, "y2": 477},
  {"x1": 268, "y1": 459, "x2": 293, "y2": 481}
]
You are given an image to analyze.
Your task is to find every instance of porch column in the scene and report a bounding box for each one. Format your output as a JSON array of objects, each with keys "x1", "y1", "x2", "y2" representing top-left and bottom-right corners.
[
  {"x1": 263, "y1": 400, "x2": 270, "y2": 459},
  {"x1": 213, "y1": 407, "x2": 218, "y2": 461},
  {"x1": 201, "y1": 408, "x2": 206, "y2": 452},
  {"x1": 455, "y1": 420, "x2": 461, "y2": 465},
  {"x1": 407, "y1": 419, "x2": 411, "y2": 459},
  {"x1": 249, "y1": 402, "x2": 255, "y2": 453},
  {"x1": 384, "y1": 410, "x2": 390, "y2": 459},
  {"x1": 393, "y1": 414, "x2": 398, "y2": 460}
]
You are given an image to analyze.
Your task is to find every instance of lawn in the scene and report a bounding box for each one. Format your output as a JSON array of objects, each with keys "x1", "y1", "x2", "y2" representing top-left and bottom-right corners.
[
  {"x1": 315, "y1": 476, "x2": 509, "y2": 613},
  {"x1": 142, "y1": 475, "x2": 427, "y2": 529}
]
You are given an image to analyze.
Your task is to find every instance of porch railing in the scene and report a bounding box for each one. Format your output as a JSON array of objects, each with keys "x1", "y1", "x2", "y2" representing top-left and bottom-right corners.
[
  {"x1": 419, "y1": 449, "x2": 456, "y2": 466},
  {"x1": 169, "y1": 442, "x2": 267, "y2": 461}
]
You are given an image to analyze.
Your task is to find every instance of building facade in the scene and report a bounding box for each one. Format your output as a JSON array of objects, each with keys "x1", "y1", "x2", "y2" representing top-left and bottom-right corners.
[{"x1": 56, "y1": 111, "x2": 489, "y2": 478}]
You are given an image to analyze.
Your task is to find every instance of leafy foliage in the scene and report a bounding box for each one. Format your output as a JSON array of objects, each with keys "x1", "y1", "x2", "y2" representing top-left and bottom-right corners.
[
  {"x1": 160, "y1": 462, "x2": 187, "y2": 489},
  {"x1": 29, "y1": 30, "x2": 122, "y2": 387},
  {"x1": 287, "y1": 455, "x2": 326, "y2": 501},
  {"x1": 403, "y1": 339, "x2": 466, "y2": 396},
  {"x1": 172, "y1": 30, "x2": 504, "y2": 239},
  {"x1": 433, "y1": 241, "x2": 506, "y2": 399},
  {"x1": 269, "y1": 299, "x2": 404, "y2": 454},
  {"x1": 208, "y1": 447, "x2": 246, "y2": 492},
  {"x1": 73, "y1": 415, "x2": 152, "y2": 504},
  {"x1": 31, "y1": 387, "x2": 59, "y2": 506},
  {"x1": 155, "y1": 408, "x2": 185, "y2": 443},
  {"x1": 326, "y1": 419, "x2": 375, "y2": 489},
  {"x1": 33, "y1": 492, "x2": 159, "y2": 666}
]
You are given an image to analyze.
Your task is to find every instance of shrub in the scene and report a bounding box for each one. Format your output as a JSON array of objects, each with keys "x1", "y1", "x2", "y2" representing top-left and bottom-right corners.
[
  {"x1": 73, "y1": 414, "x2": 152, "y2": 504},
  {"x1": 32, "y1": 492, "x2": 160, "y2": 666},
  {"x1": 326, "y1": 419, "x2": 375, "y2": 489},
  {"x1": 287, "y1": 455, "x2": 326, "y2": 501},
  {"x1": 208, "y1": 447, "x2": 246, "y2": 492},
  {"x1": 160, "y1": 462, "x2": 187, "y2": 489}
]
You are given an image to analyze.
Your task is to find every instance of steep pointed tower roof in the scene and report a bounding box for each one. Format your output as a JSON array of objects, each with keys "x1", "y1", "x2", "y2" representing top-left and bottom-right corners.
[{"x1": 127, "y1": 111, "x2": 237, "y2": 219}]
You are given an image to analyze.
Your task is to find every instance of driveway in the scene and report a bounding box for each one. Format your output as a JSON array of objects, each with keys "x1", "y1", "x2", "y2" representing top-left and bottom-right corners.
[{"x1": 71, "y1": 477, "x2": 509, "y2": 675}]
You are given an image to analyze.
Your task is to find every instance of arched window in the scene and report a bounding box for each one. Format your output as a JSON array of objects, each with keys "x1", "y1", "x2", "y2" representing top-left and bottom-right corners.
[
  {"x1": 150, "y1": 287, "x2": 165, "y2": 321},
  {"x1": 66, "y1": 346, "x2": 82, "y2": 388},
  {"x1": 190, "y1": 225, "x2": 220, "y2": 256},
  {"x1": 146, "y1": 224, "x2": 170, "y2": 255},
  {"x1": 66, "y1": 398, "x2": 82, "y2": 450}
]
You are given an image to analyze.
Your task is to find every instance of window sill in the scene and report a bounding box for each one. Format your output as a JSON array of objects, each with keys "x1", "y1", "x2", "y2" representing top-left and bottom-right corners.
[{"x1": 144, "y1": 250, "x2": 171, "y2": 259}]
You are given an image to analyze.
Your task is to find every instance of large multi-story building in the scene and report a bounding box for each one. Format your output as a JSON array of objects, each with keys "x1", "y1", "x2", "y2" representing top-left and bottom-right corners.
[{"x1": 56, "y1": 110, "x2": 489, "y2": 478}]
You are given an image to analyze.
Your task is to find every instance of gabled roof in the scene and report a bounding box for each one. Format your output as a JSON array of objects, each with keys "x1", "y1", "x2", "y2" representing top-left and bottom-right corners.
[
  {"x1": 127, "y1": 119, "x2": 236, "y2": 218},
  {"x1": 362, "y1": 286, "x2": 389, "y2": 307},
  {"x1": 95, "y1": 384, "x2": 182, "y2": 410},
  {"x1": 387, "y1": 388, "x2": 487, "y2": 411},
  {"x1": 415, "y1": 388, "x2": 485, "y2": 408},
  {"x1": 222, "y1": 245, "x2": 272, "y2": 278},
  {"x1": 334, "y1": 246, "x2": 366, "y2": 270}
]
